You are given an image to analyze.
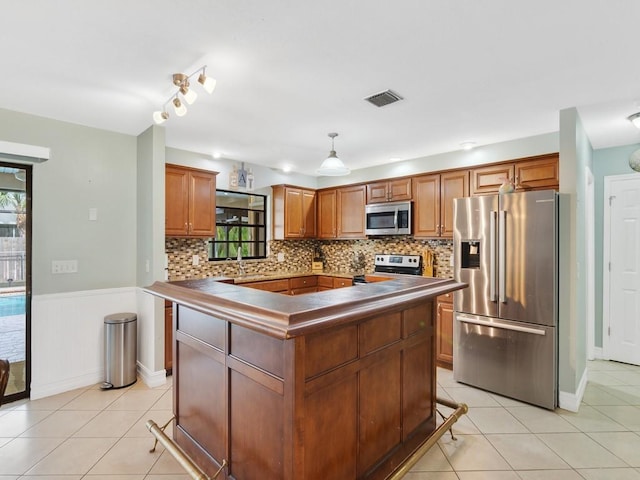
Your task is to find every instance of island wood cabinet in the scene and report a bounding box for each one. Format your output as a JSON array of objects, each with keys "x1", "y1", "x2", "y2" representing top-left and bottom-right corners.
[
  {"x1": 317, "y1": 184, "x2": 366, "y2": 239},
  {"x1": 435, "y1": 293, "x2": 454, "y2": 369},
  {"x1": 413, "y1": 170, "x2": 469, "y2": 238},
  {"x1": 164, "y1": 300, "x2": 173, "y2": 374},
  {"x1": 366, "y1": 178, "x2": 412, "y2": 203},
  {"x1": 170, "y1": 299, "x2": 436, "y2": 479},
  {"x1": 471, "y1": 154, "x2": 559, "y2": 195},
  {"x1": 272, "y1": 185, "x2": 316, "y2": 239},
  {"x1": 165, "y1": 164, "x2": 217, "y2": 237}
]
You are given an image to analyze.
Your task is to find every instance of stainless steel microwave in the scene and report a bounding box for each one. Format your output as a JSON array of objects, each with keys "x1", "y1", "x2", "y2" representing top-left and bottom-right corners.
[{"x1": 365, "y1": 201, "x2": 412, "y2": 236}]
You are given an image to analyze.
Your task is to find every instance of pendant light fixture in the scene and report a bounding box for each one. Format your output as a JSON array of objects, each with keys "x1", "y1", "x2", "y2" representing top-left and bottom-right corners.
[{"x1": 316, "y1": 133, "x2": 350, "y2": 176}]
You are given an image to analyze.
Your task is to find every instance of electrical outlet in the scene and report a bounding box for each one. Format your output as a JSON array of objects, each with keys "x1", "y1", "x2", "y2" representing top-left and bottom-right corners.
[
  {"x1": 52, "y1": 260, "x2": 78, "y2": 274},
  {"x1": 277, "y1": 252, "x2": 285, "y2": 262},
  {"x1": 192, "y1": 255, "x2": 200, "y2": 266}
]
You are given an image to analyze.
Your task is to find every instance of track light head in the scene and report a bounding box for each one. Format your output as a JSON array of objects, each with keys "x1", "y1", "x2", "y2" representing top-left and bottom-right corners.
[
  {"x1": 180, "y1": 84, "x2": 198, "y2": 105},
  {"x1": 173, "y1": 97, "x2": 187, "y2": 117},
  {"x1": 198, "y1": 72, "x2": 216, "y2": 94},
  {"x1": 153, "y1": 110, "x2": 169, "y2": 124}
]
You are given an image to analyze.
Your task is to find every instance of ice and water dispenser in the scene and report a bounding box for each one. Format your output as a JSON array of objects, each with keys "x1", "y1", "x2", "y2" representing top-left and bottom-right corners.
[{"x1": 460, "y1": 241, "x2": 481, "y2": 269}]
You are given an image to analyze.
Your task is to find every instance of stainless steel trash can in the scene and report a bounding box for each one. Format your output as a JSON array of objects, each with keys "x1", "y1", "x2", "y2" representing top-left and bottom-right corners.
[{"x1": 102, "y1": 312, "x2": 137, "y2": 389}]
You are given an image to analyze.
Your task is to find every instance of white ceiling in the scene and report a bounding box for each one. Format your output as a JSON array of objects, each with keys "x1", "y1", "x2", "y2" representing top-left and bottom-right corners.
[{"x1": 2, "y1": 1, "x2": 640, "y2": 174}]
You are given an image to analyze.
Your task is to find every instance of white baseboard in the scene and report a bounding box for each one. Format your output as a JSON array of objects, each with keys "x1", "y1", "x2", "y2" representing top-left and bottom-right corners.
[
  {"x1": 558, "y1": 368, "x2": 588, "y2": 412},
  {"x1": 31, "y1": 370, "x2": 104, "y2": 400},
  {"x1": 137, "y1": 361, "x2": 167, "y2": 388}
]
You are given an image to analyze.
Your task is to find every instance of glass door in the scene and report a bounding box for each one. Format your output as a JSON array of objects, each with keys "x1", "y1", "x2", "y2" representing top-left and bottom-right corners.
[{"x1": 0, "y1": 163, "x2": 30, "y2": 401}]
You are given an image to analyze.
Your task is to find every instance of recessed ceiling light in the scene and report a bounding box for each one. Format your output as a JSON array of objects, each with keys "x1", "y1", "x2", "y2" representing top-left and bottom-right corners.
[
  {"x1": 460, "y1": 141, "x2": 476, "y2": 151},
  {"x1": 627, "y1": 112, "x2": 640, "y2": 129},
  {"x1": 282, "y1": 164, "x2": 293, "y2": 173},
  {"x1": 389, "y1": 157, "x2": 401, "y2": 162},
  {"x1": 213, "y1": 151, "x2": 222, "y2": 159}
]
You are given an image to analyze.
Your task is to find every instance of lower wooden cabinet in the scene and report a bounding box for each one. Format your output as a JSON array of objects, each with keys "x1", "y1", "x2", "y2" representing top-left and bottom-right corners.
[
  {"x1": 290, "y1": 276, "x2": 318, "y2": 295},
  {"x1": 436, "y1": 293, "x2": 454, "y2": 369}
]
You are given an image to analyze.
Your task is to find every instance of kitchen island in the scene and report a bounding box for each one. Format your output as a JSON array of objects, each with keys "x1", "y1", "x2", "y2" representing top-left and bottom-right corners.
[{"x1": 145, "y1": 274, "x2": 465, "y2": 480}]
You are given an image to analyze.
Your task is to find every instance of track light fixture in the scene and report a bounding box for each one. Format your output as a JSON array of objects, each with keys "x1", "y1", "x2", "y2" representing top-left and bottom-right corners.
[{"x1": 153, "y1": 65, "x2": 216, "y2": 124}]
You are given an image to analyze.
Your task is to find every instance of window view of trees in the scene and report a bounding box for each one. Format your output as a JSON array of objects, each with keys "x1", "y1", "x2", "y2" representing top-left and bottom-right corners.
[
  {"x1": 0, "y1": 186, "x2": 27, "y2": 287},
  {"x1": 209, "y1": 190, "x2": 267, "y2": 260}
]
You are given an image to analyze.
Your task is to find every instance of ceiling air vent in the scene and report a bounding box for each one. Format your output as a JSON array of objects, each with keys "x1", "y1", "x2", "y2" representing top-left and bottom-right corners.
[{"x1": 364, "y1": 89, "x2": 404, "y2": 108}]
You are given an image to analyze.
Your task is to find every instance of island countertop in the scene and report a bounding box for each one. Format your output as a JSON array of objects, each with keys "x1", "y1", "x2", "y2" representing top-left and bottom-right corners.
[{"x1": 145, "y1": 274, "x2": 465, "y2": 339}]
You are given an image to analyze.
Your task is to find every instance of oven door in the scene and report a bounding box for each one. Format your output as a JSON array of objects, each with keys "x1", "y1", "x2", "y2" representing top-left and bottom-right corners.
[{"x1": 453, "y1": 312, "x2": 557, "y2": 410}]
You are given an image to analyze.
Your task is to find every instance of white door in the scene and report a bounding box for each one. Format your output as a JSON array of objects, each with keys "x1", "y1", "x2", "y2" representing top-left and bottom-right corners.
[{"x1": 604, "y1": 174, "x2": 640, "y2": 365}]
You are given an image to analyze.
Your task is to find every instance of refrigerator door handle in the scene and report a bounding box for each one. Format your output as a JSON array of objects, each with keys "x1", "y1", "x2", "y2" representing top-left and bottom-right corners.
[
  {"x1": 456, "y1": 314, "x2": 547, "y2": 336},
  {"x1": 499, "y1": 210, "x2": 506, "y2": 303},
  {"x1": 490, "y1": 211, "x2": 497, "y2": 301}
]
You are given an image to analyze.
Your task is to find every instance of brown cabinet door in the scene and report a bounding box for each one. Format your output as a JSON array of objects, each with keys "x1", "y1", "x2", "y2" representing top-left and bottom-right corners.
[
  {"x1": 412, "y1": 174, "x2": 440, "y2": 237},
  {"x1": 366, "y1": 178, "x2": 411, "y2": 203},
  {"x1": 317, "y1": 189, "x2": 337, "y2": 239},
  {"x1": 164, "y1": 303, "x2": 173, "y2": 373},
  {"x1": 188, "y1": 170, "x2": 217, "y2": 237},
  {"x1": 302, "y1": 189, "x2": 317, "y2": 237},
  {"x1": 471, "y1": 163, "x2": 515, "y2": 196},
  {"x1": 514, "y1": 154, "x2": 559, "y2": 191},
  {"x1": 366, "y1": 181, "x2": 389, "y2": 203},
  {"x1": 388, "y1": 178, "x2": 412, "y2": 202},
  {"x1": 165, "y1": 165, "x2": 190, "y2": 236},
  {"x1": 166, "y1": 165, "x2": 217, "y2": 237},
  {"x1": 284, "y1": 187, "x2": 304, "y2": 238},
  {"x1": 337, "y1": 185, "x2": 366, "y2": 238},
  {"x1": 440, "y1": 170, "x2": 469, "y2": 237},
  {"x1": 436, "y1": 296, "x2": 454, "y2": 368}
]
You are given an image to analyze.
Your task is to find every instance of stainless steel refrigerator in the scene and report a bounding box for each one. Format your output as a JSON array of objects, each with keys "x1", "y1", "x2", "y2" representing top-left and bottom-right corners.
[{"x1": 453, "y1": 189, "x2": 558, "y2": 409}]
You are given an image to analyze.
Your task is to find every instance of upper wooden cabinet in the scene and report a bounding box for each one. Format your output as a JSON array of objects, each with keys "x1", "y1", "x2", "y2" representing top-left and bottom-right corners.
[
  {"x1": 337, "y1": 185, "x2": 366, "y2": 238},
  {"x1": 366, "y1": 178, "x2": 412, "y2": 203},
  {"x1": 317, "y1": 185, "x2": 366, "y2": 239},
  {"x1": 514, "y1": 154, "x2": 559, "y2": 191},
  {"x1": 165, "y1": 164, "x2": 217, "y2": 237},
  {"x1": 471, "y1": 154, "x2": 559, "y2": 195},
  {"x1": 317, "y1": 189, "x2": 337, "y2": 239},
  {"x1": 272, "y1": 185, "x2": 316, "y2": 239},
  {"x1": 413, "y1": 170, "x2": 469, "y2": 238}
]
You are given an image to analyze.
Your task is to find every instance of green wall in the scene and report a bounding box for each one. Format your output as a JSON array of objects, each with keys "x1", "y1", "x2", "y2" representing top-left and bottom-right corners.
[{"x1": 0, "y1": 108, "x2": 138, "y2": 295}]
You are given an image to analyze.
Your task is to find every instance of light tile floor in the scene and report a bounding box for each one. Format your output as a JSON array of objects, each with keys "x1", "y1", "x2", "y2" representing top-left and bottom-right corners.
[{"x1": 0, "y1": 360, "x2": 638, "y2": 479}]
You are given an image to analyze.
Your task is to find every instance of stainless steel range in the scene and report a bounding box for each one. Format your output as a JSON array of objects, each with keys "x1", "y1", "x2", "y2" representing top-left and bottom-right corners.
[{"x1": 373, "y1": 253, "x2": 423, "y2": 276}]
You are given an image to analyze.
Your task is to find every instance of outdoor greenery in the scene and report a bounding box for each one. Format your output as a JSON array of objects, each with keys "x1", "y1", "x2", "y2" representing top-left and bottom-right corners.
[{"x1": 0, "y1": 191, "x2": 26, "y2": 237}]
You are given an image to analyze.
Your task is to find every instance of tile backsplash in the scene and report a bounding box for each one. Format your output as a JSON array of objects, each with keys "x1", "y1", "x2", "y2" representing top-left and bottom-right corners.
[{"x1": 166, "y1": 237, "x2": 453, "y2": 281}]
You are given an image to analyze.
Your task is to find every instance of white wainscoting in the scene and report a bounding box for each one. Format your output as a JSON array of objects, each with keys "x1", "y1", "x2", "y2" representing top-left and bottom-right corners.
[{"x1": 31, "y1": 287, "x2": 166, "y2": 399}]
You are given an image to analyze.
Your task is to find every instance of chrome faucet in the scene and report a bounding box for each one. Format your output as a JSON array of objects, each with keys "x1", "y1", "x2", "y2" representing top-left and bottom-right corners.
[{"x1": 237, "y1": 249, "x2": 246, "y2": 276}]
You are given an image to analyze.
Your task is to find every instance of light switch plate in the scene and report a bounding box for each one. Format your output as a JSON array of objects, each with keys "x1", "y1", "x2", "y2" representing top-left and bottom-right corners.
[{"x1": 52, "y1": 260, "x2": 78, "y2": 274}]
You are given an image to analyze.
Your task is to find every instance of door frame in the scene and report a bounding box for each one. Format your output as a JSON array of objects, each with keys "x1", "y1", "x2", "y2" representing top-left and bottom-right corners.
[
  {"x1": 602, "y1": 172, "x2": 639, "y2": 361},
  {"x1": 0, "y1": 161, "x2": 32, "y2": 402}
]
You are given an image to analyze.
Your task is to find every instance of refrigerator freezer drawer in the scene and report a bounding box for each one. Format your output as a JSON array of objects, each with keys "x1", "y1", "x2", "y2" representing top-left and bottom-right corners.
[{"x1": 453, "y1": 313, "x2": 557, "y2": 410}]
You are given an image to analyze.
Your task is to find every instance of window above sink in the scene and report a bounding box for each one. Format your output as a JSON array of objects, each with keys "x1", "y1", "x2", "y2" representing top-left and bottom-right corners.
[{"x1": 209, "y1": 189, "x2": 267, "y2": 261}]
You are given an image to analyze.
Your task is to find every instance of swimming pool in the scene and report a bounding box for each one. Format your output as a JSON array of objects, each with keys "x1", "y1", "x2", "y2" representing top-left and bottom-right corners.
[{"x1": 0, "y1": 295, "x2": 26, "y2": 316}]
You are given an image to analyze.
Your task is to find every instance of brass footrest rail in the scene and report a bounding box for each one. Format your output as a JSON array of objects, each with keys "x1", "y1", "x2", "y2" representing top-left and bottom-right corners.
[
  {"x1": 146, "y1": 419, "x2": 227, "y2": 480},
  {"x1": 385, "y1": 397, "x2": 469, "y2": 480}
]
